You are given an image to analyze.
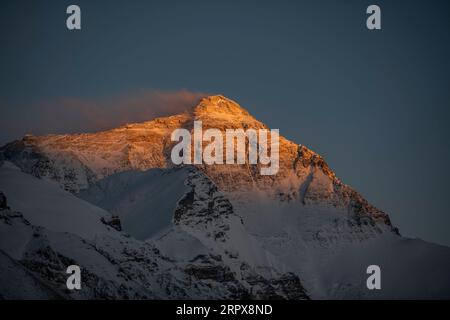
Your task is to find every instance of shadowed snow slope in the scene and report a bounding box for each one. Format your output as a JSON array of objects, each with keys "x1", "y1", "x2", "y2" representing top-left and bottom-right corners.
[
  {"x1": 79, "y1": 167, "x2": 190, "y2": 240},
  {"x1": 0, "y1": 162, "x2": 111, "y2": 240}
]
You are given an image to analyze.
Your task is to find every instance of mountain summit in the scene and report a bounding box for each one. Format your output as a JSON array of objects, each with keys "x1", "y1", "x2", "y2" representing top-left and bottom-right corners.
[
  {"x1": 1, "y1": 95, "x2": 450, "y2": 299},
  {"x1": 0, "y1": 95, "x2": 391, "y2": 226}
]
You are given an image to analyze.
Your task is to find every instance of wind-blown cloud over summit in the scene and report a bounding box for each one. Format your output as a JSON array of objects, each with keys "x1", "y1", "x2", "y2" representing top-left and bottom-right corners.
[{"x1": 0, "y1": 89, "x2": 207, "y2": 144}]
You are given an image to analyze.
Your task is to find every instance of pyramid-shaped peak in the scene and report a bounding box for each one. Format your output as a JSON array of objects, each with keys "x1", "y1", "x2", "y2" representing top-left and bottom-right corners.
[{"x1": 195, "y1": 95, "x2": 250, "y2": 116}]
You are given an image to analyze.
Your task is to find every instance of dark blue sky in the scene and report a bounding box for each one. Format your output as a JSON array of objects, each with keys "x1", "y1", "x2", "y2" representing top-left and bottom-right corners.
[{"x1": 1, "y1": 0, "x2": 450, "y2": 245}]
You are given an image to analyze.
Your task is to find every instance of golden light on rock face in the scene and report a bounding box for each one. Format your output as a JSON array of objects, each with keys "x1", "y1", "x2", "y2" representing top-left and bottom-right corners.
[{"x1": 2, "y1": 95, "x2": 393, "y2": 228}]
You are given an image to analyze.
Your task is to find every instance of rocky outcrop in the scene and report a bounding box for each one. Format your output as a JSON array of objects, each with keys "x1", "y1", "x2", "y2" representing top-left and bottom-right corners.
[{"x1": 0, "y1": 192, "x2": 7, "y2": 210}]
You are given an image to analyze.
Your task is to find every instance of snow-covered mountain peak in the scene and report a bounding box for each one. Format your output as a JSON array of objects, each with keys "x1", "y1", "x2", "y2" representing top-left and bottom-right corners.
[
  {"x1": 0, "y1": 95, "x2": 392, "y2": 228},
  {"x1": 195, "y1": 95, "x2": 251, "y2": 117},
  {"x1": 2, "y1": 96, "x2": 450, "y2": 299}
]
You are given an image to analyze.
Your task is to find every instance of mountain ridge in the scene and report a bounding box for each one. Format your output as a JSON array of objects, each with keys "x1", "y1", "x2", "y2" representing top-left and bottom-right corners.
[
  {"x1": 1, "y1": 95, "x2": 450, "y2": 299},
  {"x1": 0, "y1": 95, "x2": 394, "y2": 230}
]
